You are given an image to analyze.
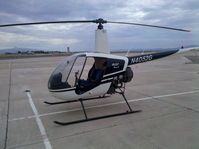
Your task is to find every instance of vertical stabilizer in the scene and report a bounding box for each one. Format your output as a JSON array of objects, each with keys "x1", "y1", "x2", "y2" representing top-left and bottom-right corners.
[{"x1": 95, "y1": 29, "x2": 110, "y2": 54}]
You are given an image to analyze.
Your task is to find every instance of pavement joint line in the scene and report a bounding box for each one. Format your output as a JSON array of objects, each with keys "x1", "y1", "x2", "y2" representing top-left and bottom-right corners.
[
  {"x1": 127, "y1": 79, "x2": 199, "y2": 89},
  {"x1": 9, "y1": 89, "x2": 199, "y2": 122},
  {"x1": 135, "y1": 69, "x2": 199, "y2": 73},
  {"x1": 4, "y1": 62, "x2": 12, "y2": 149},
  {"x1": 130, "y1": 89, "x2": 199, "y2": 113},
  {"x1": 26, "y1": 92, "x2": 53, "y2": 149},
  {"x1": 145, "y1": 91, "x2": 199, "y2": 113}
]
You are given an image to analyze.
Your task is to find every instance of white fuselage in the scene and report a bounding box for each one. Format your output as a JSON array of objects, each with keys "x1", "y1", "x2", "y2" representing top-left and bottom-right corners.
[{"x1": 51, "y1": 82, "x2": 111, "y2": 100}]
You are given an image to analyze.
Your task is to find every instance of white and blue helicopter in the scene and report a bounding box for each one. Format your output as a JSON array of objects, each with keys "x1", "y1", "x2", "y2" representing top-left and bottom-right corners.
[{"x1": 1, "y1": 18, "x2": 196, "y2": 125}]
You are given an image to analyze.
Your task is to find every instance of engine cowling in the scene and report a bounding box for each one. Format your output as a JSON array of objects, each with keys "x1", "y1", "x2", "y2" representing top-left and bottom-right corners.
[
  {"x1": 123, "y1": 67, "x2": 133, "y2": 83},
  {"x1": 107, "y1": 67, "x2": 133, "y2": 94}
]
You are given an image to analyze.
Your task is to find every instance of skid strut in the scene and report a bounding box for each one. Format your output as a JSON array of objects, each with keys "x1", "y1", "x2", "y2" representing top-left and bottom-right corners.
[{"x1": 51, "y1": 93, "x2": 141, "y2": 126}]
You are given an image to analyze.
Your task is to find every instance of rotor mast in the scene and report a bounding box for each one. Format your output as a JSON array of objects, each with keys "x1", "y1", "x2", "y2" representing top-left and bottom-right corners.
[{"x1": 95, "y1": 18, "x2": 110, "y2": 54}]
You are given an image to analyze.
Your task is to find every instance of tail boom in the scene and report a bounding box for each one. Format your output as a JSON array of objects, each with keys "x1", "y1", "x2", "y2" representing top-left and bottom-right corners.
[{"x1": 127, "y1": 47, "x2": 198, "y2": 65}]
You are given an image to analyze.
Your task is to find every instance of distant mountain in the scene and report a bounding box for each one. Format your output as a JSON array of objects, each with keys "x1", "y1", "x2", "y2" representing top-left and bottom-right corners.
[
  {"x1": 0, "y1": 47, "x2": 40, "y2": 54},
  {"x1": 112, "y1": 45, "x2": 199, "y2": 52},
  {"x1": 1, "y1": 45, "x2": 198, "y2": 54}
]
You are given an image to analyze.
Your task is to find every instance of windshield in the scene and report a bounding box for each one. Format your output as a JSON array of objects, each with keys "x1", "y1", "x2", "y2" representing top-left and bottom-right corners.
[{"x1": 48, "y1": 54, "x2": 78, "y2": 90}]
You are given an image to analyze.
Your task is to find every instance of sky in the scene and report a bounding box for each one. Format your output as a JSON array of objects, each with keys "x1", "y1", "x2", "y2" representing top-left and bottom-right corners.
[{"x1": 0, "y1": 0, "x2": 198, "y2": 52}]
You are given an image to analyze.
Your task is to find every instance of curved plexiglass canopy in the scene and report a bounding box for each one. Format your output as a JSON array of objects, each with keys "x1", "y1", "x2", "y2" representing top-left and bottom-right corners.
[
  {"x1": 48, "y1": 53, "x2": 127, "y2": 91},
  {"x1": 48, "y1": 54, "x2": 85, "y2": 90}
]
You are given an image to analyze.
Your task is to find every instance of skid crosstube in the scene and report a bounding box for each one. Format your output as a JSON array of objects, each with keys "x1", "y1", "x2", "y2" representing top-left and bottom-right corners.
[{"x1": 51, "y1": 92, "x2": 141, "y2": 126}]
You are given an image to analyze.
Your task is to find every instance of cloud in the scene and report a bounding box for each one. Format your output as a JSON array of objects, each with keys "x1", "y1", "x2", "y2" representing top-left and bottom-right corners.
[
  {"x1": 0, "y1": 31, "x2": 80, "y2": 50},
  {"x1": 0, "y1": 0, "x2": 198, "y2": 51}
]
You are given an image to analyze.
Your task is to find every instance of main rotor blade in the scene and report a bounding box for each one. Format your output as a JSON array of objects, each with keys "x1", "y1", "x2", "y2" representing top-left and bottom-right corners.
[
  {"x1": 107, "y1": 21, "x2": 190, "y2": 32},
  {"x1": 0, "y1": 20, "x2": 96, "y2": 27},
  {"x1": 0, "y1": 18, "x2": 190, "y2": 32}
]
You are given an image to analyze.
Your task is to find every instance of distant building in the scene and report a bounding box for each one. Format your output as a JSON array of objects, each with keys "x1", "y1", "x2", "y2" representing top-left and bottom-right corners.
[{"x1": 67, "y1": 47, "x2": 70, "y2": 53}]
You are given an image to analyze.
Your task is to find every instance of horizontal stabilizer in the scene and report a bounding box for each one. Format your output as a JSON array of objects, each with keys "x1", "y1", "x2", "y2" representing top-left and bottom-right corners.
[{"x1": 177, "y1": 47, "x2": 199, "y2": 54}]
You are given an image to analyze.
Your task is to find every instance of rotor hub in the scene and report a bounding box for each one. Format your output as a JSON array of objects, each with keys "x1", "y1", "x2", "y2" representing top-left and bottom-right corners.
[
  {"x1": 94, "y1": 18, "x2": 107, "y2": 30},
  {"x1": 94, "y1": 18, "x2": 107, "y2": 24}
]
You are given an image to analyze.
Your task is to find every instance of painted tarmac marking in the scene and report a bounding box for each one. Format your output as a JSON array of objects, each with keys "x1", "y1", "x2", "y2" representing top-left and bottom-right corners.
[
  {"x1": 4, "y1": 62, "x2": 12, "y2": 149},
  {"x1": 26, "y1": 92, "x2": 53, "y2": 149},
  {"x1": 9, "y1": 90, "x2": 199, "y2": 122}
]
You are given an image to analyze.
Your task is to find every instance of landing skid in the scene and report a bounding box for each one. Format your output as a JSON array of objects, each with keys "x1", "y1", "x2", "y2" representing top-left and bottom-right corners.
[
  {"x1": 54, "y1": 110, "x2": 141, "y2": 125},
  {"x1": 48, "y1": 92, "x2": 141, "y2": 126}
]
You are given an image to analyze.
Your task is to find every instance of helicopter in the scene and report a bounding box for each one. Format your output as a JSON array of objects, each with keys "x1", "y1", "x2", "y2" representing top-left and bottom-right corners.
[{"x1": 0, "y1": 18, "x2": 196, "y2": 125}]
